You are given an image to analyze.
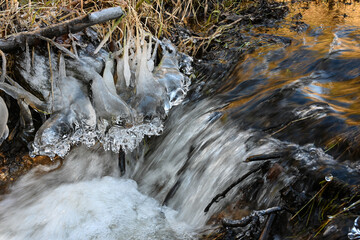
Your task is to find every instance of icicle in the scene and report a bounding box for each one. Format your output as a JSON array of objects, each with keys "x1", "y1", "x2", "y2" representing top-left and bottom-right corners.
[
  {"x1": 18, "y1": 99, "x2": 35, "y2": 142},
  {"x1": 32, "y1": 113, "x2": 73, "y2": 159},
  {"x1": 0, "y1": 97, "x2": 8, "y2": 145},
  {"x1": 116, "y1": 54, "x2": 126, "y2": 91},
  {"x1": 91, "y1": 72, "x2": 133, "y2": 122},
  {"x1": 146, "y1": 36, "x2": 155, "y2": 72},
  {"x1": 25, "y1": 41, "x2": 31, "y2": 73},
  {"x1": 123, "y1": 36, "x2": 131, "y2": 87},
  {"x1": 147, "y1": 35, "x2": 153, "y2": 60},
  {"x1": 154, "y1": 40, "x2": 190, "y2": 107},
  {"x1": 59, "y1": 52, "x2": 66, "y2": 78},
  {"x1": 103, "y1": 55, "x2": 117, "y2": 95},
  {"x1": 148, "y1": 39, "x2": 159, "y2": 72},
  {"x1": 8, "y1": 29, "x2": 192, "y2": 158},
  {"x1": 151, "y1": 40, "x2": 159, "y2": 62}
]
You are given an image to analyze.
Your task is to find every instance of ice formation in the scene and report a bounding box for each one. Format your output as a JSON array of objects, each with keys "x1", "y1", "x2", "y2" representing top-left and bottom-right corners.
[
  {"x1": 0, "y1": 96, "x2": 8, "y2": 145},
  {"x1": 349, "y1": 216, "x2": 360, "y2": 240},
  {"x1": 0, "y1": 32, "x2": 192, "y2": 158}
]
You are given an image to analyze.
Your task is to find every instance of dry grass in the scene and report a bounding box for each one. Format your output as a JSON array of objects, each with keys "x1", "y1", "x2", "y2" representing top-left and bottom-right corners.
[
  {"x1": 325, "y1": 129, "x2": 360, "y2": 161},
  {"x1": 0, "y1": 0, "x2": 253, "y2": 55},
  {"x1": 0, "y1": 0, "x2": 175, "y2": 43}
]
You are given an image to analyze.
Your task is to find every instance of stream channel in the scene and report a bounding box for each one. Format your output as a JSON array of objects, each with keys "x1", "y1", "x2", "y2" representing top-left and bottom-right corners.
[{"x1": 1, "y1": 1, "x2": 360, "y2": 239}]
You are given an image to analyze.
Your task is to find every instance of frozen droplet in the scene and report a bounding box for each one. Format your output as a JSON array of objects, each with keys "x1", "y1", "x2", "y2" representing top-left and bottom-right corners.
[{"x1": 325, "y1": 174, "x2": 333, "y2": 182}]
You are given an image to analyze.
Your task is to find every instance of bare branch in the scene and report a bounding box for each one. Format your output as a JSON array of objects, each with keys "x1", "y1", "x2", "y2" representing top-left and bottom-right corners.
[{"x1": 0, "y1": 7, "x2": 124, "y2": 52}]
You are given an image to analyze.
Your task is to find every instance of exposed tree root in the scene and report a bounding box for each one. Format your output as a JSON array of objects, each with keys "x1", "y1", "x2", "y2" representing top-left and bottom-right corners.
[{"x1": 220, "y1": 206, "x2": 283, "y2": 240}]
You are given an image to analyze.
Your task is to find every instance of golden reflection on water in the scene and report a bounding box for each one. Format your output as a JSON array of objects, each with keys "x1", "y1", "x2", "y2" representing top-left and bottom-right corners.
[
  {"x1": 224, "y1": 0, "x2": 360, "y2": 126},
  {"x1": 304, "y1": 77, "x2": 360, "y2": 125}
]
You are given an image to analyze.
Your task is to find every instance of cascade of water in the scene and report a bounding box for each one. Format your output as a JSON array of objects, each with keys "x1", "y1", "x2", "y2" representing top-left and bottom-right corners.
[
  {"x1": 129, "y1": 100, "x2": 283, "y2": 227},
  {"x1": 0, "y1": 145, "x2": 194, "y2": 240}
]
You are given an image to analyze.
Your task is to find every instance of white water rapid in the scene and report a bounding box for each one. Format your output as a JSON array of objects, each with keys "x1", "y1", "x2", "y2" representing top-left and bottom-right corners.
[{"x1": 0, "y1": 145, "x2": 194, "y2": 240}]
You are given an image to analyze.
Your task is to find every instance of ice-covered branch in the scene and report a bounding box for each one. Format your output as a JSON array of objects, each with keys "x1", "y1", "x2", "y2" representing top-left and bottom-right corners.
[
  {"x1": 3, "y1": 27, "x2": 192, "y2": 158},
  {"x1": 0, "y1": 7, "x2": 124, "y2": 52}
]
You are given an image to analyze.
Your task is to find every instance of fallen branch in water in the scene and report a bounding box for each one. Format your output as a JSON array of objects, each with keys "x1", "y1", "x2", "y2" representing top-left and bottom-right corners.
[
  {"x1": 204, "y1": 161, "x2": 270, "y2": 213},
  {"x1": 0, "y1": 7, "x2": 124, "y2": 52},
  {"x1": 222, "y1": 206, "x2": 283, "y2": 227},
  {"x1": 245, "y1": 152, "x2": 284, "y2": 162},
  {"x1": 220, "y1": 206, "x2": 283, "y2": 239}
]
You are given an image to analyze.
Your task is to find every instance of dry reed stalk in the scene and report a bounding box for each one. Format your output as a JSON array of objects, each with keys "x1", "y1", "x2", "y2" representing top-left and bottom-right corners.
[{"x1": 0, "y1": 0, "x2": 245, "y2": 57}]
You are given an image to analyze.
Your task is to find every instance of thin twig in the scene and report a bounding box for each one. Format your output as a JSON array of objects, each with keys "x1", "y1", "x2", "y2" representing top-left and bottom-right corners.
[
  {"x1": 36, "y1": 35, "x2": 79, "y2": 60},
  {"x1": 291, "y1": 181, "x2": 330, "y2": 221},
  {"x1": 94, "y1": 16, "x2": 123, "y2": 54},
  {"x1": 259, "y1": 213, "x2": 276, "y2": 240},
  {"x1": 270, "y1": 116, "x2": 310, "y2": 136},
  {"x1": 0, "y1": 7, "x2": 124, "y2": 52},
  {"x1": 245, "y1": 152, "x2": 284, "y2": 162}
]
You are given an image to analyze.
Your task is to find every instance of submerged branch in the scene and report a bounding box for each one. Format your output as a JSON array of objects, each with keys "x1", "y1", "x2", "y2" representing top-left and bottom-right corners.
[
  {"x1": 222, "y1": 206, "x2": 283, "y2": 227},
  {"x1": 245, "y1": 152, "x2": 284, "y2": 162},
  {"x1": 204, "y1": 161, "x2": 270, "y2": 213},
  {"x1": 0, "y1": 7, "x2": 124, "y2": 52},
  {"x1": 259, "y1": 213, "x2": 276, "y2": 240}
]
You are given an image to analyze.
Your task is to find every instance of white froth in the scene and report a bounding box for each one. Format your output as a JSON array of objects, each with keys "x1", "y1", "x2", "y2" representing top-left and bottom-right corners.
[
  {"x1": 0, "y1": 177, "x2": 192, "y2": 240},
  {"x1": 0, "y1": 146, "x2": 193, "y2": 240}
]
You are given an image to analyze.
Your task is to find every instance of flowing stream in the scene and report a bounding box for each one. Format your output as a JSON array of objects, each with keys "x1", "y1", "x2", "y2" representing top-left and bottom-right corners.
[{"x1": 2, "y1": 1, "x2": 360, "y2": 239}]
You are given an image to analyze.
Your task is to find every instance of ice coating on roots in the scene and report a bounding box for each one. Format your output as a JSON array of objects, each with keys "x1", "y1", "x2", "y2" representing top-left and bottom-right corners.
[
  {"x1": 0, "y1": 97, "x2": 8, "y2": 146},
  {"x1": 155, "y1": 40, "x2": 191, "y2": 108},
  {"x1": 10, "y1": 35, "x2": 191, "y2": 158},
  {"x1": 32, "y1": 119, "x2": 164, "y2": 159}
]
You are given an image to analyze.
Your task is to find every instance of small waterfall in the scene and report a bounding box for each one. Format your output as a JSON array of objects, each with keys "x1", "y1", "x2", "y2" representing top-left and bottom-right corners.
[
  {"x1": 0, "y1": 146, "x2": 193, "y2": 240},
  {"x1": 130, "y1": 100, "x2": 286, "y2": 227}
]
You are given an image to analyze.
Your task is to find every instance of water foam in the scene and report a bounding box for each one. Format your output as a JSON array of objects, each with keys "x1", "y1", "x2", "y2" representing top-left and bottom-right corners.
[{"x1": 0, "y1": 146, "x2": 194, "y2": 240}]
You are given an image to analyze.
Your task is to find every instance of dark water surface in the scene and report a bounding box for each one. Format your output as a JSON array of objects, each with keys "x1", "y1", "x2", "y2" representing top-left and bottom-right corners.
[
  {"x1": 219, "y1": 1, "x2": 360, "y2": 160},
  {"x1": 130, "y1": 1, "x2": 360, "y2": 238}
]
